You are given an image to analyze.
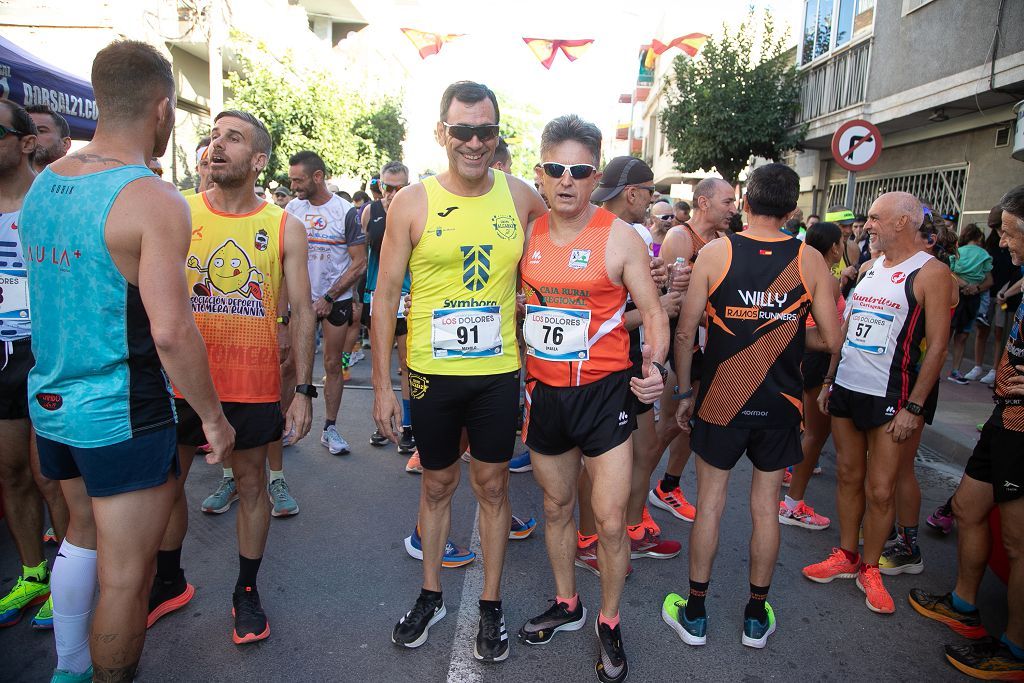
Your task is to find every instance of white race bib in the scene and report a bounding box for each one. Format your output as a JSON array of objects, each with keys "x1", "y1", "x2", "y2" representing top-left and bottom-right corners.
[
  {"x1": 369, "y1": 291, "x2": 405, "y2": 319},
  {"x1": 845, "y1": 308, "x2": 894, "y2": 355},
  {"x1": 431, "y1": 306, "x2": 502, "y2": 358},
  {"x1": 0, "y1": 270, "x2": 30, "y2": 322},
  {"x1": 523, "y1": 305, "x2": 590, "y2": 361}
]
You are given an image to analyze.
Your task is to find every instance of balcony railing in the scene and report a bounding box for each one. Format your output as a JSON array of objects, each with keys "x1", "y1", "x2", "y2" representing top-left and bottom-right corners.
[{"x1": 796, "y1": 40, "x2": 871, "y2": 124}]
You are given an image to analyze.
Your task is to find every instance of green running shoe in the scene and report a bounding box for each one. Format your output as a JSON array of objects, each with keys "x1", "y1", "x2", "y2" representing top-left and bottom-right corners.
[
  {"x1": 50, "y1": 667, "x2": 93, "y2": 683},
  {"x1": 661, "y1": 593, "x2": 707, "y2": 646},
  {"x1": 32, "y1": 595, "x2": 54, "y2": 629},
  {"x1": 742, "y1": 602, "x2": 777, "y2": 649},
  {"x1": 0, "y1": 574, "x2": 50, "y2": 627}
]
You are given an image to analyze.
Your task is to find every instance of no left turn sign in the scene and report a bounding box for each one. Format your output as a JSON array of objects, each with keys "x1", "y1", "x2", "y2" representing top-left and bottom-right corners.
[{"x1": 831, "y1": 119, "x2": 883, "y2": 172}]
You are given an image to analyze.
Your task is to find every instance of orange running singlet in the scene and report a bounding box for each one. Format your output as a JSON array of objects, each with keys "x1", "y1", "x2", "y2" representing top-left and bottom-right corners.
[
  {"x1": 178, "y1": 193, "x2": 286, "y2": 402},
  {"x1": 520, "y1": 208, "x2": 629, "y2": 387}
]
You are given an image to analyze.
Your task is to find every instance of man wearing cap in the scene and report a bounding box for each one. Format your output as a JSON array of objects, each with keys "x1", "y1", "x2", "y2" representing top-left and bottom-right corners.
[
  {"x1": 273, "y1": 186, "x2": 291, "y2": 209},
  {"x1": 827, "y1": 206, "x2": 861, "y2": 292},
  {"x1": 575, "y1": 156, "x2": 684, "y2": 577},
  {"x1": 182, "y1": 137, "x2": 211, "y2": 195}
]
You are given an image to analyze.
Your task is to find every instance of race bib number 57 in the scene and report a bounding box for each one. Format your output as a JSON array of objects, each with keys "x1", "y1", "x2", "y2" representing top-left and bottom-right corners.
[
  {"x1": 431, "y1": 306, "x2": 502, "y2": 358},
  {"x1": 523, "y1": 305, "x2": 590, "y2": 361},
  {"x1": 845, "y1": 308, "x2": 894, "y2": 355}
]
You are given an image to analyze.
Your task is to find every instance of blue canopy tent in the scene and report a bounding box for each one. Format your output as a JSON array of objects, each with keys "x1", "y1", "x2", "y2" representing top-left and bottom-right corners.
[{"x1": 0, "y1": 35, "x2": 97, "y2": 140}]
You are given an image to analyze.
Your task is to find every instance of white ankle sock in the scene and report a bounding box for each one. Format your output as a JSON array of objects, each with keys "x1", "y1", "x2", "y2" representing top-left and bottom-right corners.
[{"x1": 51, "y1": 540, "x2": 98, "y2": 674}]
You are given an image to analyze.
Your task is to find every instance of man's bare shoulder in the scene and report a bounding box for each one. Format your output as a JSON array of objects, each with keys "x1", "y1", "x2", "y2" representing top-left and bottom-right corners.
[{"x1": 116, "y1": 176, "x2": 190, "y2": 223}]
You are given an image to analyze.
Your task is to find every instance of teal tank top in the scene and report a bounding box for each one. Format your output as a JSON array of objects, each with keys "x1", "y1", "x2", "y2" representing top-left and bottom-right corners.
[{"x1": 20, "y1": 165, "x2": 176, "y2": 447}]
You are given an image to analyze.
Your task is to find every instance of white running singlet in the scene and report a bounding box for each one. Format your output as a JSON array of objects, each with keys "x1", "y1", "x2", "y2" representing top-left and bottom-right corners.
[{"x1": 286, "y1": 194, "x2": 362, "y2": 301}]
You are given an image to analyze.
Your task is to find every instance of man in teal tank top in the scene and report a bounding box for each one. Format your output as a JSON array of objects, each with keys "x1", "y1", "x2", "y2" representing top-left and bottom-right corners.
[{"x1": 18, "y1": 40, "x2": 233, "y2": 682}]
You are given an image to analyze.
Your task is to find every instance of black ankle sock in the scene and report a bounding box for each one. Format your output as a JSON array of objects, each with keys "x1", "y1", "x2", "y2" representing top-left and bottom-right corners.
[
  {"x1": 661, "y1": 473, "x2": 681, "y2": 492},
  {"x1": 156, "y1": 548, "x2": 182, "y2": 582},
  {"x1": 324, "y1": 419, "x2": 336, "y2": 430},
  {"x1": 236, "y1": 555, "x2": 262, "y2": 590},
  {"x1": 745, "y1": 583, "x2": 770, "y2": 622},
  {"x1": 479, "y1": 599, "x2": 502, "y2": 611},
  {"x1": 685, "y1": 580, "x2": 709, "y2": 620},
  {"x1": 420, "y1": 588, "x2": 442, "y2": 603}
]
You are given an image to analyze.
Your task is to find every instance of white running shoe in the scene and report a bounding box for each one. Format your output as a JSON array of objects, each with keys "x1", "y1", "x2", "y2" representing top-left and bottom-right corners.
[
  {"x1": 963, "y1": 366, "x2": 985, "y2": 381},
  {"x1": 981, "y1": 368, "x2": 997, "y2": 386},
  {"x1": 321, "y1": 425, "x2": 350, "y2": 455}
]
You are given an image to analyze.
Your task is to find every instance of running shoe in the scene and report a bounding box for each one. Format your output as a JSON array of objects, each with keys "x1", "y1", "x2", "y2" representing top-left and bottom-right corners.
[
  {"x1": 575, "y1": 537, "x2": 634, "y2": 578},
  {"x1": 405, "y1": 451, "x2": 423, "y2": 474},
  {"x1": 509, "y1": 515, "x2": 537, "y2": 540},
  {"x1": 509, "y1": 451, "x2": 533, "y2": 473},
  {"x1": 945, "y1": 637, "x2": 1024, "y2": 680},
  {"x1": 404, "y1": 526, "x2": 476, "y2": 568},
  {"x1": 879, "y1": 540, "x2": 923, "y2": 575},
  {"x1": 392, "y1": 593, "x2": 446, "y2": 648},
  {"x1": 281, "y1": 429, "x2": 295, "y2": 448},
  {"x1": 0, "y1": 574, "x2": 49, "y2": 627},
  {"x1": 981, "y1": 368, "x2": 997, "y2": 386},
  {"x1": 31, "y1": 595, "x2": 53, "y2": 629},
  {"x1": 661, "y1": 593, "x2": 707, "y2": 646},
  {"x1": 908, "y1": 589, "x2": 987, "y2": 639},
  {"x1": 947, "y1": 371, "x2": 969, "y2": 385},
  {"x1": 782, "y1": 469, "x2": 792, "y2": 487},
  {"x1": 964, "y1": 366, "x2": 985, "y2": 381},
  {"x1": 813, "y1": 466, "x2": 823, "y2": 475},
  {"x1": 147, "y1": 570, "x2": 195, "y2": 628},
  {"x1": 201, "y1": 477, "x2": 238, "y2": 514},
  {"x1": 370, "y1": 428, "x2": 389, "y2": 447},
  {"x1": 741, "y1": 602, "x2": 777, "y2": 649},
  {"x1": 641, "y1": 505, "x2": 660, "y2": 535},
  {"x1": 269, "y1": 478, "x2": 299, "y2": 517},
  {"x1": 342, "y1": 366, "x2": 351, "y2": 382},
  {"x1": 778, "y1": 500, "x2": 830, "y2": 530},
  {"x1": 519, "y1": 598, "x2": 587, "y2": 645},
  {"x1": 856, "y1": 565, "x2": 895, "y2": 614},
  {"x1": 475, "y1": 604, "x2": 509, "y2": 662},
  {"x1": 43, "y1": 527, "x2": 57, "y2": 544},
  {"x1": 321, "y1": 426, "x2": 350, "y2": 455},
  {"x1": 194, "y1": 443, "x2": 212, "y2": 456},
  {"x1": 802, "y1": 547, "x2": 860, "y2": 583},
  {"x1": 630, "y1": 527, "x2": 681, "y2": 560},
  {"x1": 398, "y1": 427, "x2": 416, "y2": 455},
  {"x1": 595, "y1": 618, "x2": 628, "y2": 683},
  {"x1": 232, "y1": 586, "x2": 269, "y2": 644},
  {"x1": 349, "y1": 349, "x2": 365, "y2": 365},
  {"x1": 49, "y1": 668, "x2": 93, "y2": 682},
  {"x1": 647, "y1": 483, "x2": 696, "y2": 522},
  {"x1": 926, "y1": 504, "x2": 955, "y2": 535},
  {"x1": 461, "y1": 449, "x2": 472, "y2": 463}
]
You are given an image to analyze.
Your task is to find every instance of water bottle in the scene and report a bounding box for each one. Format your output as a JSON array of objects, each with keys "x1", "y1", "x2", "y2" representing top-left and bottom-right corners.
[{"x1": 670, "y1": 257, "x2": 687, "y2": 292}]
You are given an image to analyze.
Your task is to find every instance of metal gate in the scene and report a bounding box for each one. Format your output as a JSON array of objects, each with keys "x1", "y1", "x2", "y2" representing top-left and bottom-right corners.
[{"x1": 826, "y1": 164, "x2": 969, "y2": 220}]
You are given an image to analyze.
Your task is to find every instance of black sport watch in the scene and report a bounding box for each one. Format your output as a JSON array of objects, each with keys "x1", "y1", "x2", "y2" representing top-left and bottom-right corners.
[
  {"x1": 295, "y1": 384, "x2": 318, "y2": 398},
  {"x1": 904, "y1": 402, "x2": 924, "y2": 416},
  {"x1": 651, "y1": 361, "x2": 669, "y2": 382}
]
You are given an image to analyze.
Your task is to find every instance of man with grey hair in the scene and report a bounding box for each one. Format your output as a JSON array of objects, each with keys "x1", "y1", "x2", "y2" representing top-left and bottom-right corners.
[
  {"x1": 517, "y1": 114, "x2": 668, "y2": 683},
  {"x1": 909, "y1": 184, "x2": 1024, "y2": 679},
  {"x1": 804, "y1": 191, "x2": 953, "y2": 615}
]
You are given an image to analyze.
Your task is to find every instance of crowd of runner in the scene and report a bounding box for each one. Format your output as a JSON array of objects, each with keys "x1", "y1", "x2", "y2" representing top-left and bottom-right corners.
[{"x1": 1, "y1": 40, "x2": 1023, "y2": 682}]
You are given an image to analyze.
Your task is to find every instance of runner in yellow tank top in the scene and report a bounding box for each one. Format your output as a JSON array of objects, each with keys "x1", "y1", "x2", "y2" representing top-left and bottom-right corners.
[{"x1": 370, "y1": 82, "x2": 546, "y2": 661}]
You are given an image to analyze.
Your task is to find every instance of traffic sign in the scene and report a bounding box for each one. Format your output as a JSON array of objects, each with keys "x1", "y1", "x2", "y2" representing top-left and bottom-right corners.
[{"x1": 831, "y1": 119, "x2": 883, "y2": 172}]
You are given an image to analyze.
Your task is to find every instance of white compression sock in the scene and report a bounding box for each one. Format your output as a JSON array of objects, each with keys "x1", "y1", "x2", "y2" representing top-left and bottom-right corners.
[{"x1": 51, "y1": 539, "x2": 98, "y2": 674}]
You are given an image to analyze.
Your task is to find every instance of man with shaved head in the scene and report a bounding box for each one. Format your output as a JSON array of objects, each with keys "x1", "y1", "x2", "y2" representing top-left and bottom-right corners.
[{"x1": 803, "y1": 191, "x2": 953, "y2": 615}]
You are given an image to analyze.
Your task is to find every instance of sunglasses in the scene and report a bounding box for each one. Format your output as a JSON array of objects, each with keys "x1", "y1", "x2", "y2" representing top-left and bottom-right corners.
[
  {"x1": 0, "y1": 124, "x2": 26, "y2": 139},
  {"x1": 442, "y1": 122, "x2": 500, "y2": 142},
  {"x1": 654, "y1": 213, "x2": 674, "y2": 221},
  {"x1": 541, "y1": 162, "x2": 597, "y2": 180},
  {"x1": 380, "y1": 182, "x2": 408, "y2": 194}
]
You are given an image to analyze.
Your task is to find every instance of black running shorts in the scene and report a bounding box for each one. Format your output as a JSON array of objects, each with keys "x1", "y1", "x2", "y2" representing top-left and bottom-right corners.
[
  {"x1": 175, "y1": 399, "x2": 284, "y2": 450},
  {"x1": 321, "y1": 299, "x2": 353, "y2": 327},
  {"x1": 827, "y1": 384, "x2": 901, "y2": 432},
  {"x1": 408, "y1": 369, "x2": 520, "y2": 470},
  {"x1": 691, "y1": 418, "x2": 801, "y2": 472},
  {"x1": 524, "y1": 370, "x2": 636, "y2": 458},
  {"x1": 0, "y1": 338, "x2": 32, "y2": 420},
  {"x1": 964, "y1": 418, "x2": 1024, "y2": 503},
  {"x1": 801, "y1": 350, "x2": 830, "y2": 390}
]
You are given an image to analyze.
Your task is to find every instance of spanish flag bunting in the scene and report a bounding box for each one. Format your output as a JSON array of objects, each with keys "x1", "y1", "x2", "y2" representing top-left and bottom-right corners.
[
  {"x1": 651, "y1": 33, "x2": 709, "y2": 58},
  {"x1": 401, "y1": 28, "x2": 464, "y2": 59},
  {"x1": 522, "y1": 38, "x2": 594, "y2": 69}
]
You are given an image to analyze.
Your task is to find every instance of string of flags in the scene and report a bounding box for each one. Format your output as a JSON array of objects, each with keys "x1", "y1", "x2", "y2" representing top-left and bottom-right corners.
[{"x1": 399, "y1": 28, "x2": 709, "y2": 68}]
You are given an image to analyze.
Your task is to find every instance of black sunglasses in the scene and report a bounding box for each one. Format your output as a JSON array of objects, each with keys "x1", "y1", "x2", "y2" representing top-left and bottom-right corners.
[
  {"x1": 0, "y1": 124, "x2": 26, "y2": 139},
  {"x1": 654, "y1": 213, "x2": 674, "y2": 221},
  {"x1": 442, "y1": 122, "x2": 500, "y2": 142},
  {"x1": 380, "y1": 182, "x2": 408, "y2": 194},
  {"x1": 542, "y1": 162, "x2": 597, "y2": 180}
]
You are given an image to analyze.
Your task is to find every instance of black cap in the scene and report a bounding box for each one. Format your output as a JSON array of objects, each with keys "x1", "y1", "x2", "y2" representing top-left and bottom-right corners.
[
  {"x1": 591, "y1": 156, "x2": 654, "y2": 203},
  {"x1": 273, "y1": 186, "x2": 291, "y2": 196}
]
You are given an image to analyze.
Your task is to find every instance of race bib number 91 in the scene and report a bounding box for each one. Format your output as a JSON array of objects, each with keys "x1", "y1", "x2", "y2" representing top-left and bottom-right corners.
[
  {"x1": 431, "y1": 306, "x2": 502, "y2": 358},
  {"x1": 523, "y1": 305, "x2": 590, "y2": 361},
  {"x1": 845, "y1": 308, "x2": 894, "y2": 355}
]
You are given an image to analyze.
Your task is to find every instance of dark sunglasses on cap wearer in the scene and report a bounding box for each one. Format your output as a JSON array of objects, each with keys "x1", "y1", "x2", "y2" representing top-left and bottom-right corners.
[
  {"x1": 0, "y1": 124, "x2": 26, "y2": 139},
  {"x1": 442, "y1": 122, "x2": 500, "y2": 142},
  {"x1": 541, "y1": 162, "x2": 597, "y2": 180}
]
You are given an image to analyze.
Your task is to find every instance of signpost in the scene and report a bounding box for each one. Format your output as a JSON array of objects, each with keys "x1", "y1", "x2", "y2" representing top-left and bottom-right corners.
[{"x1": 831, "y1": 118, "x2": 883, "y2": 211}]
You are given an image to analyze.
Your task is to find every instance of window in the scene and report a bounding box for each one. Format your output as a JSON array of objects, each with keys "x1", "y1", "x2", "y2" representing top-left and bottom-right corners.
[
  {"x1": 902, "y1": 0, "x2": 937, "y2": 16},
  {"x1": 801, "y1": 0, "x2": 875, "y2": 64},
  {"x1": 826, "y1": 164, "x2": 967, "y2": 218}
]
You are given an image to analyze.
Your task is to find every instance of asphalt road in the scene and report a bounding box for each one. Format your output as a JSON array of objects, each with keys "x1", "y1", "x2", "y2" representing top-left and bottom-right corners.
[{"x1": 1, "y1": 348, "x2": 1008, "y2": 682}]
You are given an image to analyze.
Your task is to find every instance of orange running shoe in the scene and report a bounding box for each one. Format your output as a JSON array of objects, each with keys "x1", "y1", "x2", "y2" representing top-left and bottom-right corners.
[
  {"x1": 802, "y1": 547, "x2": 859, "y2": 583},
  {"x1": 641, "y1": 505, "x2": 661, "y2": 536},
  {"x1": 647, "y1": 483, "x2": 696, "y2": 522},
  {"x1": 405, "y1": 450, "x2": 423, "y2": 474},
  {"x1": 857, "y1": 565, "x2": 895, "y2": 614}
]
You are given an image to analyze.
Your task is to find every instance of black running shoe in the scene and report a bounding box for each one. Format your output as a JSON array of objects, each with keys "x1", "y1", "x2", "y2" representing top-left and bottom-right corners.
[
  {"x1": 398, "y1": 427, "x2": 416, "y2": 455},
  {"x1": 595, "y1": 619, "x2": 628, "y2": 683},
  {"x1": 370, "y1": 429, "x2": 389, "y2": 447},
  {"x1": 475, "y1": 605, "x2": 509, "y2": 662},
  {"x1": 232, "y1": 586, "x2": 269, "y2": 644},
  {"x1": 945, "y1": 637, "x2": 1024, "y2": 679},
  {"x1": 519, "y1": 598, "x2": 587, "y2": 645},
  {"x1": 392, "y1": 593, "x2": 446, "y2": 648},
  {"x1": 147, "y1": 570, "x2": 195, "y2": 628}
]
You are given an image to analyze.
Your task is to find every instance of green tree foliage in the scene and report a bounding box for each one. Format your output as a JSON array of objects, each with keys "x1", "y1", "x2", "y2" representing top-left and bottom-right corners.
[
  {"x1": 495, "y1": 92, "x2": 544, "y2": 180},
  {"x1": 660, "y1": 10, "x2": 805, "y2": 185},
  {"x1": 225, "y1": 38, "x2": 406, "y2": 186}
]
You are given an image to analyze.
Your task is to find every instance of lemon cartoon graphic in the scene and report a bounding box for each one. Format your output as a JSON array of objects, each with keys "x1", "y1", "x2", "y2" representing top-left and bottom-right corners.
[{"x1": 188, "y1": 239, "x2": 264, "y2": 299}]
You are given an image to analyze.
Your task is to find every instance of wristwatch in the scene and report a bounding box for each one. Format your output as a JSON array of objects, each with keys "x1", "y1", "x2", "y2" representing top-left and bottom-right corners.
[
  {"x1": 322, "y1": 292, "x2": 335, "y2": 304},
  {"x1": 295, "y1": 384, "x2": 318, "y2": 398},
  {"x1": 904, "y1": 402, "x2": 924, "y2": 416},
  {"x1": 276, "y1": 313, "x2": 290, "y2": 326},
  {"x1": 651, "y1": 361, "x2": 669, "y2": 382}
]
